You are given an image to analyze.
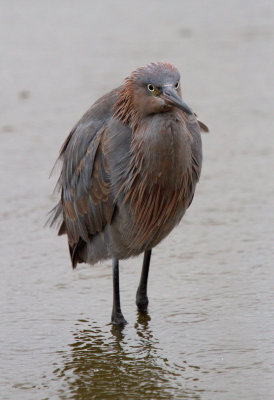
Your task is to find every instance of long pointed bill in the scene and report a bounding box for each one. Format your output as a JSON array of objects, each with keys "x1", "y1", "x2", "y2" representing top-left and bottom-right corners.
[{"x1": 161, "y1": 86, "x2": 193, "y2": 115}]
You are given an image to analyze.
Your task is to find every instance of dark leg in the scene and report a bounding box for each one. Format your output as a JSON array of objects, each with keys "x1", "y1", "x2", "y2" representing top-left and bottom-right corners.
[
  {"x1": 136, "y1": 249, "x2": 152, "y2": 313},
  {"x1": 111, "y1": 259, "x2": 127, "y2": 325}
]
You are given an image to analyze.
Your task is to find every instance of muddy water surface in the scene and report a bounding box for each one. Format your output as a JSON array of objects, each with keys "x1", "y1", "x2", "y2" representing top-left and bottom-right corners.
[{"x1": 1, "y1": 1, "x2": 273, "y2": 399}]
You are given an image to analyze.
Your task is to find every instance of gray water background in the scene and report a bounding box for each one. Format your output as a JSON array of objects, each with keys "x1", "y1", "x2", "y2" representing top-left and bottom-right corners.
[{"x1": 0, "y1": 1, "x2": 273, "y2": 399}]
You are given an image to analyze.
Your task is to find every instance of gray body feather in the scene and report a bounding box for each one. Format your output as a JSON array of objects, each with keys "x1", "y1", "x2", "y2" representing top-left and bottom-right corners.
[{"x1": 50, "y1": 85, "x2": 203, "y2": 267}]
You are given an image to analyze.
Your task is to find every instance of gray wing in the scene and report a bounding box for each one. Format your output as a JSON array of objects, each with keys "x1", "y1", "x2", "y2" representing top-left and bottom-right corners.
[
  {"x1": 188, "y1": 114, "x2": 203, "y2": 180},
  {"x1": 184, "y1": 113, "x2": 204, "y2": 209},
  {"x1": 49, "y1": 90, "x2": 119, "y2": 266}
]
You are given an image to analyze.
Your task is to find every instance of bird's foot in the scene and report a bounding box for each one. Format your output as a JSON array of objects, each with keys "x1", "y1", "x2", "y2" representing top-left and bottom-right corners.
[
  {"x1": 111, "y1": 310, "x2": 127, "y2": 326},
  {"x1": 136, "y1": 292, "x2": 149, "y2": 314}
]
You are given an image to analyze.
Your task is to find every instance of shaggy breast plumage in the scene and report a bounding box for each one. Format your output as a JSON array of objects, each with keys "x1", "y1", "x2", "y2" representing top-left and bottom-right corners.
[{"x1": 119, "y1": 111, "x2": 198, "y2": 250}]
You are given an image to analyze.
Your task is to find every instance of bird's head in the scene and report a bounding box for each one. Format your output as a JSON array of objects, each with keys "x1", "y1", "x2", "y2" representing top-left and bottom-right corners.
[{"x1": 114, "y1": 62, "x2": 192, "y2": 129}]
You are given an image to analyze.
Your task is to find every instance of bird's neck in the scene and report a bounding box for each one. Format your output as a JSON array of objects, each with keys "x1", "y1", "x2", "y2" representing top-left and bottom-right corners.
[
  {"x1": 121, "y1": 111, "x2": 195, "y2": 249},
  {"x1": 130, "y1": 110, "x2": 192, "y2": 188},
  {"x1": 113, "y1": 86, "x2": 194, "y2": 189},
  {"x1": 113, "y1": 83, "x2": 140, "y2": 132}
]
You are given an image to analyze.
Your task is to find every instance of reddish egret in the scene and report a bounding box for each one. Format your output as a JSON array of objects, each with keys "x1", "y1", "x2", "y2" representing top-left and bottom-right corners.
[{"x1": 49, "y1": 62, "x2": 208, "y2": 325}]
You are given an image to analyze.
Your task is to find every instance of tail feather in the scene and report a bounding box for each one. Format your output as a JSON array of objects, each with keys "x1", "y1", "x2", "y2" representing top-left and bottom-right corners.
[
  {"x1": 46, "y1": 201, "x2": 64, "y2": 233},
  {"x1": 69, "y1": 238, "x2": 86, "y2": 268},
  {"x1": 198, "y1": 120, "x2": 209, "y2": 133},
  {"x1": 58, "y1": 221, "x2": 66, "y2": 235}
]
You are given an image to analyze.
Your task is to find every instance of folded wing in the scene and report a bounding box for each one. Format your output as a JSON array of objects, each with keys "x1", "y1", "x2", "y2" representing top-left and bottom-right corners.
[{"x1": 49, "y1": 108, "x2": 116, "y2": 267}]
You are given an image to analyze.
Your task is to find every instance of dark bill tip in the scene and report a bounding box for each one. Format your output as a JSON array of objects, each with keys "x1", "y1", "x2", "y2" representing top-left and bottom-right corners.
[{"x1": 161, "y1": 87, "x2": 193, "y2": 115}]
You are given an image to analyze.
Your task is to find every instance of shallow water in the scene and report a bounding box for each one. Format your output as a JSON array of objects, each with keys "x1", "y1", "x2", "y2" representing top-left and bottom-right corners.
[{"x1": 1, "y1": 1, "x2": 274, "y2": 399}]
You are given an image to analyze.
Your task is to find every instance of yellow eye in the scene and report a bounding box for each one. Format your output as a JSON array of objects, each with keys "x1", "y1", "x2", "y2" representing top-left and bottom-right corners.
[
  {"x1": 147, "y1": 84, "x2": 155, "y2": 92},
  {"x1": 175, "y1": 82, "x2": 180, "y2": 89}
]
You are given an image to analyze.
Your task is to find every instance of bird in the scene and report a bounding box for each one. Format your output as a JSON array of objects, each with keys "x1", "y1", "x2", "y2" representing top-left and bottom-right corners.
[{"x1": 49, "y1": 62, "x2": 208, "y2": 326}]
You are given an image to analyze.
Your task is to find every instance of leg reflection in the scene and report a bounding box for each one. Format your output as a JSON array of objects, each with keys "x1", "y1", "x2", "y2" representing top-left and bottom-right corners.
[{"x1": 53, "y1": 319, "x2": 201, "y2": 400}]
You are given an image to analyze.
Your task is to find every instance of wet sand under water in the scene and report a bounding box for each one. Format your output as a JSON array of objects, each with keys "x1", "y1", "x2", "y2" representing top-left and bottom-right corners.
[{"x1": 0, "y1": 1, "x2": 273, "y2": 399}]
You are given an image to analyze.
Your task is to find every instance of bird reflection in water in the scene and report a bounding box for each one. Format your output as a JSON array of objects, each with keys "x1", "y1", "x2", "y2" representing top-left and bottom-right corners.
[{"x1": 54, "y1": 317, "x2": 201, "y2": 400}]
